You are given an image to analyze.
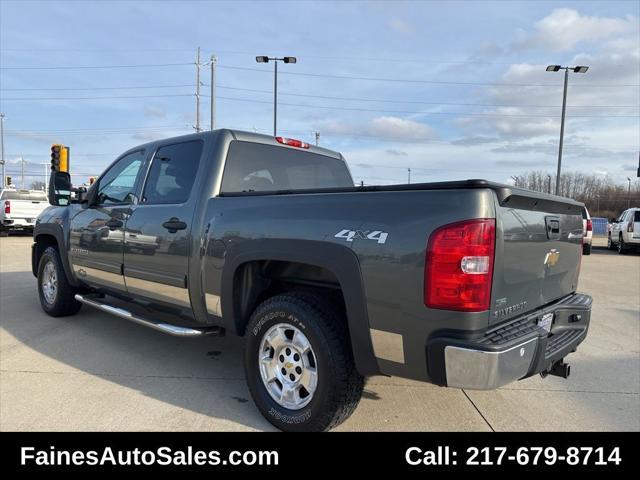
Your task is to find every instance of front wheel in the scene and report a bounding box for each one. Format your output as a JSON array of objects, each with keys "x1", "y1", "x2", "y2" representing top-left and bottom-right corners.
[
  {"x1": 244, "y1": 292, "x2": 364, "y2": 432},
  {"x1": 617, "y1": 235, "x2": 627, "y2": 254},
  {"x1": 37, "y1": 246, "x2": 82, "y2": 317}
]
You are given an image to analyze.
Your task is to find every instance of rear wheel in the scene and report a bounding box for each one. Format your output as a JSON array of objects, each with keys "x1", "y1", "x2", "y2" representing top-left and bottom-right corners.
[
  {"x1": 0, "y1": 229, "x2": 8, "y2": 237},
  {"x1": 244, "y1": 292, "x2": 364, "y2": 432},
  {"x1": 37, "y1": 246, "x2": 82, "y2": 316},
  {"x1": 582, "y1": 243, "x2": 592, "y2": 255},
  {"x1": 607, "y1": 235, "x2": 615, "y2": 250}
]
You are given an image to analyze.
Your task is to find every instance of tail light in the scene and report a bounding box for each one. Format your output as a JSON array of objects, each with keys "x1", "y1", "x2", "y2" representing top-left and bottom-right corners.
[
  {"x1": 275, "y1": 137, "x2": 309, "y2": 149},
  {"x1": 628, "y1": 222, "x2": 634, "y2": 233},
  {"x1": 586, "y1": 219, "x2": 592, "y2": 232},
  {"x1": 3, "y1": 201, "x2": 10, "y2": 215},
  {"x1": 424, "y1": 218, "x2": 495, "y2": 312}
]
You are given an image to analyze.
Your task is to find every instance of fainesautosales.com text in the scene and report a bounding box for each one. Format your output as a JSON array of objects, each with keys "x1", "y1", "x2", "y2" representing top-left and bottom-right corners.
[{"x1": 20, "y1": 446, "x2": 279, "y2": 467}]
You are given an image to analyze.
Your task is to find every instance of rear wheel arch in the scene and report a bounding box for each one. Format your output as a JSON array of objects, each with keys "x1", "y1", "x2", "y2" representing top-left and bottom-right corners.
[{"x1": 220, "y1": 241, "x2": 379, "y2": 376}]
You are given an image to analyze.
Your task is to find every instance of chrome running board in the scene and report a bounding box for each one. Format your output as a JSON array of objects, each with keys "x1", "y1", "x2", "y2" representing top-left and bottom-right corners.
[{"x1": 74, "y1": 293, "x2": 222, "y2": 337}]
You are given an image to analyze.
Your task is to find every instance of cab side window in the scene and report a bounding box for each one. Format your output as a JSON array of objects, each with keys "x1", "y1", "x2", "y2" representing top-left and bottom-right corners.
[
  {"x1": 97, "y1": 150, "x2": 145, "y2": 205},
  {"x1": 142, "y1": 140, "x2": 203, "y2": 205}
]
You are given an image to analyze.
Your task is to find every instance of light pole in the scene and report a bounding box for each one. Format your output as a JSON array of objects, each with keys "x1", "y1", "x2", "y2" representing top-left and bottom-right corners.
[
  {"x1": 628, "y1": 177, "x2": 632, "y2": 208},
  {"x1": 0, "y1": 113, "x2": 5, "y2": 188},
  {"x1": 256, "y1": 55, "x2": 297, "y2": 135},
  {"x1": 546, "y1": 65, "x2": 589, "y2": 196}
]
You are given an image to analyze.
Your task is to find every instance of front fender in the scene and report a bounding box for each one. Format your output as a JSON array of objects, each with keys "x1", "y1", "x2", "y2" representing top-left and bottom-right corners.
[{"x1": 33, "y1": 207, "x2": 77, "y2": 286}]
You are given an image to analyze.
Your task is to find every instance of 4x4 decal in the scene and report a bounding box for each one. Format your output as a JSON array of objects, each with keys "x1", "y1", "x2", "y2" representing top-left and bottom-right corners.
[{"x1": 334, "y1": 229, "x2": 388, "y2": 244}]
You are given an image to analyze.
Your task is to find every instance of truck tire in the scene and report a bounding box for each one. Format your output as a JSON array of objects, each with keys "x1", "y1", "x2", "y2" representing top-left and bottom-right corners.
[
  {"x1": 617, "y1": 235, "x2": 627, "y2": 255},
  {"x1": 244, "y1": 292, "x2": 364, "y2": 432},
  {"x1": 0, "y1": 229, "x2": 8, "y2": 237},
  {"x1": 37, "y1": 246, "x2": 82, "y2": 317},
  {"x1": 582, "y1": 243, "x2": 592, "y2": 255}
]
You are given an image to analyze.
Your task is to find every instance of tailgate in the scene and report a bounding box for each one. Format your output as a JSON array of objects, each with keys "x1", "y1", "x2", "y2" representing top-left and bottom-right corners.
[
  {"x1": 490, "y1": 189, "x2": 584, "y2": 324},
  {"x1": 7, "y1": 199, "x2": 47, "y2": 219}
]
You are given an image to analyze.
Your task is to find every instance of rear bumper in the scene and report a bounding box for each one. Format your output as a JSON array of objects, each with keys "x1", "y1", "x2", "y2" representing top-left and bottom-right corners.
[
  {"x1": 427, "y1": 293, "x2": 592, "y2": 390},
  {"x1": 2, "y1": 217, "x2": 36, "y2": 229},
  {"x1": 624, "y1": 235, "x2": 640, "y2": 245}
]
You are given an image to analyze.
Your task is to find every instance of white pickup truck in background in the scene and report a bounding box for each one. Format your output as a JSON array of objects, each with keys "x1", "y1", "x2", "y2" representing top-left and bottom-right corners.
[{"x1": 0, "y1": 189, "x2": 49, "y2": 236}]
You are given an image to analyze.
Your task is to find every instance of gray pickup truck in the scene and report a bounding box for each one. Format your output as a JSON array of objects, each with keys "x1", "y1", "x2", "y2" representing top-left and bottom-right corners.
[{"x1": 33, "y1": 129, "x2": 592, "y2": 431}]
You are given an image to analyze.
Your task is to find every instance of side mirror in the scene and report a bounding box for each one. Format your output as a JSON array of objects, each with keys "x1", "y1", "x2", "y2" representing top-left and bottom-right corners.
[{"x1": 48, "y1": 171, "x2": 72, "y2": 206}]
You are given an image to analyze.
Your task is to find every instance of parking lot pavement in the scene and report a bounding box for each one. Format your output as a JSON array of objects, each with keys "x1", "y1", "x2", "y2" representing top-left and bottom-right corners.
[{"x1": 1, "y1": 235, "x2": 638, "y2": 431}]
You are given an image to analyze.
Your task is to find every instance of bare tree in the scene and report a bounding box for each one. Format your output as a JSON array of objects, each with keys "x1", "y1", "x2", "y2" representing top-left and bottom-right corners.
[
  {"x1": 30, "y1": 180, "x2": 46, "y2": 191},
  {"x1": 516, "y1": 171, "x2": 639, "y2": 219}
]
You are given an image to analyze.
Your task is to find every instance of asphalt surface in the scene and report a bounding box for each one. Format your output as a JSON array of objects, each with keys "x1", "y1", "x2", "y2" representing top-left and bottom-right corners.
[{"x1": 1, "y1": 234, "x2": 638, "y2": 431}]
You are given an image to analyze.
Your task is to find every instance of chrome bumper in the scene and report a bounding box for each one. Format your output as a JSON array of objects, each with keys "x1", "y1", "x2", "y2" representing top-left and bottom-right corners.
[{"x1": 444, "y1": 338, "x2": 537, "y2": 390}]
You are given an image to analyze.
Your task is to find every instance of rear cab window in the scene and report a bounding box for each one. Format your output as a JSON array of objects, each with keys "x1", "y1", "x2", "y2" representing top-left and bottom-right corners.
[{"x1": 220, "y1": 141, "x2": 353, "y2": 193}]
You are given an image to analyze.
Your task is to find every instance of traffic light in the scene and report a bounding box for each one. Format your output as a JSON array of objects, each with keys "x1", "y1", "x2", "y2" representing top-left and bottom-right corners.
[
  {"x1": 88, "y1": 176, "x2": 96, "y2": 185},
  {"x1": 50, "y1": 144, "x2": 70, "y2": 172},
  {"x1": 6, "y1": 176, "x2": 12, "y2": 186},
  {"x1": 51, "y1": 144, "x2": 61, "y2": 171}
]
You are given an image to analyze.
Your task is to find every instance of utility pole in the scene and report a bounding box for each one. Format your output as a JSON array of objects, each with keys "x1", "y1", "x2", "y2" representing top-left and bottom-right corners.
[
  {"x1": 511, "y1": 175, "x2": 520, "y2": 187},
  {"x1": 210, "y1": 54, "x2": 217, "y2": 130},
  {"x1": 314, "y1": 131, "x2": 320, "y2": 146},
  {"x1": 195, "y1": 47, "x2": 201, "y2": 132},
  {"x1": 407, "y1": 168, "x2": 411, "y2": 184},
  {"x1": 21, "y1": 157, "x2": 25, "y2": 189},
  {"x1": 547, "y1": 174, "x2": 552, "y2": 194},
  {"x1": 0, "y1": 113, "x2": 5, "y2": 188},
  {"x1": 628, "y1": 177, "x2": 632, "y2": 208}
]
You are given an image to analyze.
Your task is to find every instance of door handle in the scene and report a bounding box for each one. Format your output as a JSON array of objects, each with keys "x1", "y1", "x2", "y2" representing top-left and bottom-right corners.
[
  {"x1": 162, "y1": 217, "x2": 187, "y2": 233},
  {"x1": 105, "y1": 218, "x2": 123, "y2": 230}
]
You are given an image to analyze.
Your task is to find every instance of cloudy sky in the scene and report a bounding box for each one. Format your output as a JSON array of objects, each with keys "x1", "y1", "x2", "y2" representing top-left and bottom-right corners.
[{"x1": 0, "y1": 0, "x2": 638, "y2": 188}]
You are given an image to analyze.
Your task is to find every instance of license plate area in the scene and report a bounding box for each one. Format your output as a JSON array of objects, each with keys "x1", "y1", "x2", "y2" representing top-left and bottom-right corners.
[{"x1": 538, "y1": 312, "x2": 554, "y2": 333}]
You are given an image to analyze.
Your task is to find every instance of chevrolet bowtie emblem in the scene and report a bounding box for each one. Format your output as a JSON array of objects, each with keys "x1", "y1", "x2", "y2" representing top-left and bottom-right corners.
[{"x1": 544, "y1": 249, "x2": 560, "y2": 267}]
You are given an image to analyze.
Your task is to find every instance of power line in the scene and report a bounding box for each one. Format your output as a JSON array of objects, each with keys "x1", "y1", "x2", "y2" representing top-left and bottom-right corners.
[
  {"x1": 216, "y1": 65, "x2": 640, "y2": 88},
  {"x1": 0, "y1": 48, "x2": 517, "y2": 65},
  {"x1": 1, "y1": 94, "x2": 194, "y2": 101},
  {"x1": 216, "y1": 85, "x2": 640, "y2": 109},
  {"x1": 0, "y1": 62, "x2": 193, "y2": 70},
  {"x1": 1, "y1": 84, "x2": 197, "y2": 91},
  {"x1": 2, "y1": 83, "x2": 638, "y2": 109},
  {"x1": 5, "y1": 125, "x2": 187, "y2": 134},
  {"x1": 5, "y1": 91, "x2": 637, "y2": 117},
  {"x1": 3, "y1": 61, "x2": 637, "y2": 87},
  {"x1": 214, "y1": 95, "x2": 640, "y2": 118}
]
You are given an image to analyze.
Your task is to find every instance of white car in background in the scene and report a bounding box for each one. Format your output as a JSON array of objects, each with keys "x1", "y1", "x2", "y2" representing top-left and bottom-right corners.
[
  {"x1": 608, "y1": 207, "x2": 640, "y2": 254},
  {"x1": 582, "y1": 207, "x2": 592, "y2": 255},
  {"x1": 0, "y1": 189, "x2": 49, "y2": 236}
]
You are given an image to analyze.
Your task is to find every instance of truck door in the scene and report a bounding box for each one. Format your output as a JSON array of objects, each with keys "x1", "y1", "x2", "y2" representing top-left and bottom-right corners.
[
  {"x1": 122, "y1": 139, "x2": 204, "y2": 309},
  {"x1": 69, "y1": 150, "x2": 146, "y2": 292}
]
